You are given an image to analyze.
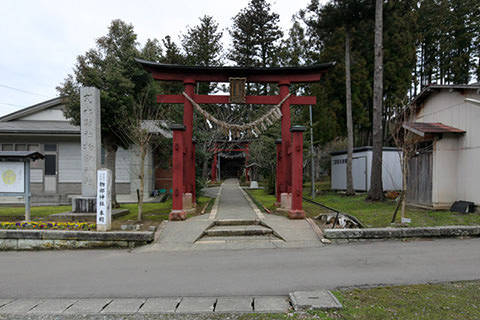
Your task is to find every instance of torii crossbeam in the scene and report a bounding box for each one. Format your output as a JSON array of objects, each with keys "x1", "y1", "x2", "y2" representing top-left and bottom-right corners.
[{"x1": 137, "y1": 59, "x2": 333, "y2": 220}]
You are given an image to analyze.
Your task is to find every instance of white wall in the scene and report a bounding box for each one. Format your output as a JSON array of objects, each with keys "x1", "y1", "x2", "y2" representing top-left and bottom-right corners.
[
  {"x1": 19, "y1": 109, "x2": 66, "y2": 121},
  {"x1": 432, "y1": 137, "x2": 459, "y2": 207},
  {"x1": 382, "y1": 151, "x2": 403, "y2": 191},
  {"x1": 418, "y1": 89, "x2": 480, "y2": 206},
  {"x1": 58, "y1": 142, "x2": 82, "y2": 183},
  {"x1": 115, "y1": 147, "x2": 131, "y2": 183},
  {"x1": 331, "y1": 149, "x2": 402, "y2": 191},
  {"x1": 128, "y1": 145, "x2": 153, "y2": 199}
]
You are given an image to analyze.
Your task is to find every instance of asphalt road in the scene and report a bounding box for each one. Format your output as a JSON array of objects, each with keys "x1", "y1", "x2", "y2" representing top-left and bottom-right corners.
[{"x1": 0, "y1": 238, "x2": 479, "y2": 299}]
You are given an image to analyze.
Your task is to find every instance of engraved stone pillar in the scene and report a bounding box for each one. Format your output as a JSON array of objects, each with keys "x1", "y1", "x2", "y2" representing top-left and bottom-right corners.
[
  {"x1": 80, "y1": 87, "x2": 101, "y2": 197},
  {"x1": 72, "y1": 87, "x2": 101, "y2": 213}
]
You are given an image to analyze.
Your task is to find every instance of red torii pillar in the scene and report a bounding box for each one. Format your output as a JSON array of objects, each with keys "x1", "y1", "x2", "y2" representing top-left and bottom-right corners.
[
  {"x1": 243, "y1": 142, "x2": 250, "y2": 183},
  {"x1": 211, "y1": 144, "x2": 218, "y2": 183},
  {"x1": 279, "y1": 82, "x2": 292, "y2": 211},
  {"x1": 169, "y1": 124, "x2": 186, "y2": 221},
  {"x1": 275, "y1": 138, "x2": 282, "y2": 206},
  {"x1": 183, "y1": 80, "x2": 196, "y2": 207},
  {"x1": 289, "y1": 125, "x2": 306, "y2": 219}
]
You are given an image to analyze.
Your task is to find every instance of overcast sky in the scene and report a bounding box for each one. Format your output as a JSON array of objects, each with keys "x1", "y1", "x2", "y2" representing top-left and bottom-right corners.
[{"x1": 0, "y1": 0, "x2": 321, "y2": 117}]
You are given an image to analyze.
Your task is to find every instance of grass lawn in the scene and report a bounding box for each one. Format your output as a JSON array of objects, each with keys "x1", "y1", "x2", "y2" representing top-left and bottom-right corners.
[
  {"x1": 246, "y1": 181, "x2": 480, "y2": 227},
  {"x1": 0, "y1": 196, "x2": 213, "y2": 227},
  {"x1": 118, "y1": 196, "x2": 212, "y2": 222},
  {"x1": 0, "y1": 205, "x2": 71, "y2": 220},
  {"x1": 237, "y1": 281, "x2": 480, "y2": 320}
]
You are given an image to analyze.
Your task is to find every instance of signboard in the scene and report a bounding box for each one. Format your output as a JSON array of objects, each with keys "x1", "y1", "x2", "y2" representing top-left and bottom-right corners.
[
  {"x1": 229, "y1": 77, "x2": 246, "y2": 103},
  {"x1": 0, "y1": 162, "x2": 24, "y2": 193},
  {"x1": 96, "y1": 169, "x2": 112, "y2": 231}
]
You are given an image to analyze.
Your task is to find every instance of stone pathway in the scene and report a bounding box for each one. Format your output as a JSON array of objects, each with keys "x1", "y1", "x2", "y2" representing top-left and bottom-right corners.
[
  {"x1": 137, "y1": 178, "x2": 322, "y2": 252},
  {"x1": 214, "y1": 179, "x2": 258, "y2": 220},
  {"x1": 0, "y1": 290, "x2": 341, "y2": 317}
]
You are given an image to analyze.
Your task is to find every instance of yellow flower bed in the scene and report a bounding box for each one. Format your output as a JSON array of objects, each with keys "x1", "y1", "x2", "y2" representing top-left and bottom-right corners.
[{"x1": 0, "y1": 221, "x2": 96, "y2": 230}]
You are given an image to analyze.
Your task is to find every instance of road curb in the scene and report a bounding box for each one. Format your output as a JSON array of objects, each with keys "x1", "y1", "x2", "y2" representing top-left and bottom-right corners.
[
  {"x1": 324, "y1": 225, "x2": 480, "y2": 240},
  {"x1": 0, "y1": 229, "x2": 154, "y2": 250}
]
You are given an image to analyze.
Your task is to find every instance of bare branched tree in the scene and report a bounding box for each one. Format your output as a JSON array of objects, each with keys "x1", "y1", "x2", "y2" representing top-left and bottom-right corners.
[
  {"x1": 115, "y1": 87, "x2": 164, "y2": 221},
  {"x1": 390, "y1": 100, "x2": 418, "y2": 223}
]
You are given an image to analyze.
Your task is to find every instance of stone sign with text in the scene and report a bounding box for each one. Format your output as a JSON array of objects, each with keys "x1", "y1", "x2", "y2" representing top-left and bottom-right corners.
[{"x1": 96, "y1": 169, "x2": 112, "y2": 231}]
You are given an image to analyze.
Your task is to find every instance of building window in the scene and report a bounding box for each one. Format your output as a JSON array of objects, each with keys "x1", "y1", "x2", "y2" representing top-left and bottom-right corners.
[
  {"x1": 1, "y1": 144, "x2": 13, "y2": 151},
  {"x1": 44, "y1": 144, "x2": 57, "y2": 152},
  {"x1": 45, "y1": 154, "x2": 56, "y2": 175},
  {"x1": 15, "y1": 144, "x2": 27, "y2": 151},
  {"x1": 28, "y1": 144, "x2": 42, "y2": 168}
]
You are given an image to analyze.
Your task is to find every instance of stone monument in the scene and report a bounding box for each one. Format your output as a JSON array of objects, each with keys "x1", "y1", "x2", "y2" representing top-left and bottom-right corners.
[{"x1": 72, "y1": 87, "x2": 101, "y2": 213}]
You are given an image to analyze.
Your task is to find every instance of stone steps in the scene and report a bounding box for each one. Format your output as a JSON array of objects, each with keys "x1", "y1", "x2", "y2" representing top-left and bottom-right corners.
[
  {"x1": 196, "y1": 219, "x2": 283, "y2": 243},
  {"x1": 205, "y1": 225, "x2": 273, "y2": 237},
  {"x1": 214, "y1": 219, "x2": 260, "y2": 226}
]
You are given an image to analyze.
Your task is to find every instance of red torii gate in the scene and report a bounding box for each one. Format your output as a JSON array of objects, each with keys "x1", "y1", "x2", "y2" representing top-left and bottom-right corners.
[
  {"x1": 136, "y1": 59, "x2": 332, "y2": 221},
  {"x1": 211, "y1": 141, "x2": 250, "y2": 183}
]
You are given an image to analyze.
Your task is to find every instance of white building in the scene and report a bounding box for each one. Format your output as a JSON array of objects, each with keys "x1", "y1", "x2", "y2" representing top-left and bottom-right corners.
[
  {"x1": 331, "y1": 147, "x2": 402, "y2": 192},
  {"x1": 0, "y1": 97, "x2": 161, "y2": 205},
  {"x1": 405, "y1": 83, "x2": 480, "y2": 209}
]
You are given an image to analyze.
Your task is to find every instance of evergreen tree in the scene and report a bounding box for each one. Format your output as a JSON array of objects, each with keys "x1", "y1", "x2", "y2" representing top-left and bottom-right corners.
[
  {"x1": 57, "y1": 19, "x2": 161, "y2": 207},
  {"x1": 367, "y1": 0, "x2": 384, "y2": 201},
  {"x1": 182, "y1": 15, "x2": 223, "y2": 67},
  {"x1": 229, "y1": 0, "x2": 283, "y2": 67},
  {"x1": 416, "y1": 0, "x2": 479, "y2": 87},
  {"x1": 280, "y1": 18, "x2": 309, "y2": 66},
  {"x1": 181, "y1": 15, "x2": 225, "y2": 180}
]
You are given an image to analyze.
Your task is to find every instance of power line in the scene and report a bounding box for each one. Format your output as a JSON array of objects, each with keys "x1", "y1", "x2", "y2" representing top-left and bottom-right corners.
[
  {"x1": 0, "y1": 102, "x2": 23, "y2": 107},
  {"x1": 0, "y1": 84, "x2": 49, "y2": 97}
]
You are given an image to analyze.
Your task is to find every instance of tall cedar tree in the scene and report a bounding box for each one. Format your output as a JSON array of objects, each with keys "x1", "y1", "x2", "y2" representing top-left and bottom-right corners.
[
  {"x1": 57, "y1": 19, "x2": 159, "y2": 207},
  {"x1": 304, "y1": 0, "x2": 372, "y2": 195},
  {"x1": 229, "y1": 0, "x2": 283, "y2": 67},
  {"x1": 181, "y1": 15, "x2": 225, "y2": 180},
  {"x1": 367, "y1": 0, "x2": 384, "y2": 201},
  {"x1": 228, "y1": 0, "x2": 285, "y2": 183},
  {"x1": 416, "y1": 0, "x2": 479, "y2": 88},
  {"x1": 301, "y1": 0, "x2": 416, "y2": 145}
]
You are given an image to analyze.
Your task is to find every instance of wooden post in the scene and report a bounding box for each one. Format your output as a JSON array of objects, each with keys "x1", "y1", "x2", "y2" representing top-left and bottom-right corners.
[
  {"x1": 24, "y1": 160, "x2": 31, "y2": 222},
  {"x1": 183, "y1": 79, "x2": 195, "y2": 199},
  {"x1": 192, "y1": 140, "x2": 196, "y2": 205},
  {"x1": 169, "y1": 124, "x2": 186, "y2": 221},
  {"x1": 275, "y1": 139, "x2": 282, "y2": 207},
  {"x1": 244, "y1": 143, "x2": 250, "y2": 183},
  {"x1": 279, "y1": 81, "x2": 292, "y2": 199},
  {"x1": 211, "y1": 144, "x2": 217, "y2": 183},
  {"x1": 289, "y1": 126, "x2": 306, "y2": 219}
]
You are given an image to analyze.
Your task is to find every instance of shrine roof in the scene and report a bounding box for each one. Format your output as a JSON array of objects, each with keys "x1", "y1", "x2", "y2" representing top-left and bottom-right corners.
[
  {"x1": 136, "y1": 59, "x2": 335, "y2": 83},
  {"x1": 403, "y1": 122, "x2": 466, "y2": 136}
]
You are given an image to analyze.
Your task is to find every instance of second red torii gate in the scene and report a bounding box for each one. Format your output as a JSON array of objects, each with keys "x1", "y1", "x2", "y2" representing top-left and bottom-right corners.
[{"x1": 136, "y1": 59, "x2": 333, "y2": 220}]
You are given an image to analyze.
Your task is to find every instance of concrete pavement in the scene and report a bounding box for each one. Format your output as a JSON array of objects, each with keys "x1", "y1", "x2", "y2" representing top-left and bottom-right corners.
[{"x1": 1, "y1": 238, "x2": 479, "y2": 299}]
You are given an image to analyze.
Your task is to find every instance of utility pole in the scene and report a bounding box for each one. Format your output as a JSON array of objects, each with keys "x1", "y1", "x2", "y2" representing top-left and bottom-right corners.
[{"x1": 309, "y1": 105, "x2": 315, "y2": 199}]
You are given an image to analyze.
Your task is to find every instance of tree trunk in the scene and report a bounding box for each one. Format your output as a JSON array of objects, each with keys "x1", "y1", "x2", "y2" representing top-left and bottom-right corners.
[
  {"x1": 137, "y1": 144, "x2": 146, "y2": 222},
  {"x1": 345, "y1": 30, "x2": 355, "y2": 196},
  {"x1": 401, "y1": 148, "x2": 407, "y2": 220},
  {"x1": 367, "y1": 0, "x2": 385, "y2": 201},
  {"x1": 202, "y1": 157, "x2": 209, "y2": 180},
  {"x1": 104, "y1": 139, "x2": 119, "y2": 208}
]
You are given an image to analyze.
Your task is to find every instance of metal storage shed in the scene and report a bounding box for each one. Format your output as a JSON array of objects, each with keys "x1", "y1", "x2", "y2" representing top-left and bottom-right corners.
[{"x1": 330, "y1": 146, "x2": 402, "y2": 192}]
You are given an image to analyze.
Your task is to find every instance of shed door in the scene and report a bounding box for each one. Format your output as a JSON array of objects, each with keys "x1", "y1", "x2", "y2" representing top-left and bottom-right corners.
[
  {"x1": 353, "y1": 156, "x2": 367, "y2": 191},
  {"x1": 407, "y1": 151, "x2": 432, "y2": 206}
]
